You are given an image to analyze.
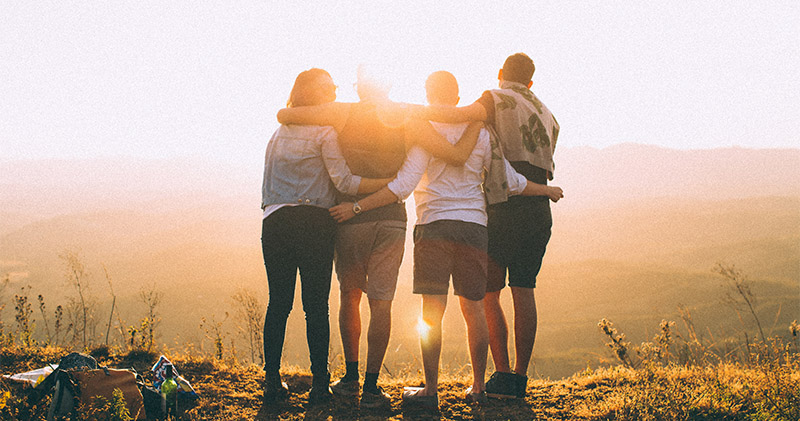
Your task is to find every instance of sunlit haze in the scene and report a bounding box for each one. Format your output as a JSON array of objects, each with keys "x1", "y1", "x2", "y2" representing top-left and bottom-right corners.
[
  {"x1": 2, "y1": 1, "x2": 798, "y2": 164},
  {"x1": 1, "y1": 2, "x2": 798, "y2": 382}
]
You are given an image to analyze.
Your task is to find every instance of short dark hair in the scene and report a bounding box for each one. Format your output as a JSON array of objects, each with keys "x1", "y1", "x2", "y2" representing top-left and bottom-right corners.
[
  {"x1": 502, "y1": 53, "x2": 535, "y2": 84},
  {"x1": 425, "y1": 71, "x2": 459, "y2": 105},
  {"x1": 287, "y1": 68, "x2": 334, "y2": 107}
]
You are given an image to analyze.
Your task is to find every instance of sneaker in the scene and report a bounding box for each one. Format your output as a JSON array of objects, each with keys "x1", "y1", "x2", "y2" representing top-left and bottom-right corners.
[
  {"x1": 515, "y1": 373, "x2": 528, "y2": 398},
  {"x1": 485, "y1": 371, "x2": 517, "y2": 399},
  {"x1": 464, "y1": 386, "x2": 488, "y2": 405},
  {"x1": 308, "y1": 385, "x2": 332, "y2": 405},
  {"x1": 263, "y1": 373, "x2": 288, "y2": 402},
  {"x1": 308, "y1": 373, "x2": 332, "y2": 405},
  {"x1": 360, "y1": 386, "x2": 391, "y2": 408},
  {"x1": 402, "y1": 387, "x2": 438, "y2": 410},
  {"x1": 330, "y1": 378, "x2": 360, "y2": 396}
]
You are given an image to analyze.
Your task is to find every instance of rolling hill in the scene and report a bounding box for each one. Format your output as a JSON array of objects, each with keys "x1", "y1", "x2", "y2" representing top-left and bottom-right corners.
[{"x1": 1, "y1": 144, "x2": 798, "y2": 378}]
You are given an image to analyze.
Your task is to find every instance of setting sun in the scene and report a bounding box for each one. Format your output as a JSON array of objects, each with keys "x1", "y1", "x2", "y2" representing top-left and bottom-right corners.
[
  {"x1": 1, "y1": 1, "x2": 797, "y2": 419},
  {"x1": 416, "y1": 317, "x2": 432, "y2": 340}
]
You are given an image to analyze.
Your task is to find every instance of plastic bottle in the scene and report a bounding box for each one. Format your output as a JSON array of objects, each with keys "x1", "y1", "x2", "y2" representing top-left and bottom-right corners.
[{"x1": 160, "y1": 363, "x2": 179, "y2": 416}]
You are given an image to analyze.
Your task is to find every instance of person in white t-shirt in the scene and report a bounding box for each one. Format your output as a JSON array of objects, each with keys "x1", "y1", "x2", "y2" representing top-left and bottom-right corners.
[
  {"x1": 414, "y1": 53, "x2": 562, "y2": 399},
  {"x1": 329, "y1": 71, "x2": 563, "y2": 408}
]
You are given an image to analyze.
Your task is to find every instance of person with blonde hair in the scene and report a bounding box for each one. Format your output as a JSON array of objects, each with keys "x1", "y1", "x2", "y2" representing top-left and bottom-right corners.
[
  {"x1": 260, "y1": 68, "x2": 389, "y2": 405},
  {"x1": 276, "y1": 66, "x2": 479, "y2": 408}
]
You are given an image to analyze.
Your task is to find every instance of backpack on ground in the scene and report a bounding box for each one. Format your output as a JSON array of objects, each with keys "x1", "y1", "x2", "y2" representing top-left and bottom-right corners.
[
  {"x1": 36, "y1": 353, "x2": 147, "y2": 420},
  {"x1": 72, "y1": 368, "x2": 146, "y2": 420},
  {"x1": 36, "y1": 352, "x2": 98, "y2": 420}
]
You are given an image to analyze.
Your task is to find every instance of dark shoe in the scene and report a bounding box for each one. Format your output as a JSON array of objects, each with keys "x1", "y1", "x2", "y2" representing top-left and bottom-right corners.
[
  {"x1": 402, "y1": 387, "x2": 438, "y2": 410},
  {"x1": 308, "y1": 386, "x2": 332, "y2": 405},
  {"x1": 330, "y1": 378, "x2": 360, "y2": 396},
  {"x1": 515, "y1": 373, "x2": 528, "y2": 398},
  {"x1": 360, "y1": 386, "x2": 391, "y2": 408},
  {"x1": 308, "y1": 373, "x2": 332, "y2": 405},
  {"x1": 263, "y1": 372, "x2": 288, "y2": 402},
  {"x1": 464, "y1": 386, "x2": 488, "y2": 405},
  {"x1": 485, "y1": 371, "x2": 517, "y2": 399}
]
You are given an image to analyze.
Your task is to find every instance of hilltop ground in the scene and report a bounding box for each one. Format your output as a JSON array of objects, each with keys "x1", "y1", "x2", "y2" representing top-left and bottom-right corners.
[{"x1": 1, "y1": 346, "x2": 798, "y2": 420}]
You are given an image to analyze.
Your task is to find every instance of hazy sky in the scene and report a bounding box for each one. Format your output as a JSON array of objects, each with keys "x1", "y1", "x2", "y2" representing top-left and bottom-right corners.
[{"x1": 2, "y1": 1, "x2": 798, "y2": 163}]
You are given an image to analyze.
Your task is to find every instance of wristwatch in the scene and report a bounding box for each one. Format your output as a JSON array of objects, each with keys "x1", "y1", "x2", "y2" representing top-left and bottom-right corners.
[{"x1": 352, "y1": 202, "x2": 362, "y2": 215}]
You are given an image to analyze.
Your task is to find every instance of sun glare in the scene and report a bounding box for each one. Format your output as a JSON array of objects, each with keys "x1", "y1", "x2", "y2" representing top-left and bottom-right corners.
[
  {"x1": 416, "y1": 317, "x2": 431, "y2": 340},
  {"x1": 330, "y1": 55, "x2": 428, "y2": 105}
]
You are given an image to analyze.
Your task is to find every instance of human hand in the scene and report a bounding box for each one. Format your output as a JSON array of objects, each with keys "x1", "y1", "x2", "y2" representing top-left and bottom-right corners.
[
  {"x1": 547, "y1": 186, "x2": 564, "y2": 202},
  {"x1": 329, "y1": 202, "x2": 356, "y2": 223}
]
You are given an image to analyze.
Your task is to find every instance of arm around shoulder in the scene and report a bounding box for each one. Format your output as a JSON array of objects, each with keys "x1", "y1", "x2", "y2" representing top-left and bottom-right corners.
[
  {"x1": 419, "y1": 102, "x2": 487, "y2": 123},
  {"x1": 406, "y1": 119, "x2": 482, "y2": 166},
  {"x1": 276, "y1": 102, "x2": 350, "y2": 130}
]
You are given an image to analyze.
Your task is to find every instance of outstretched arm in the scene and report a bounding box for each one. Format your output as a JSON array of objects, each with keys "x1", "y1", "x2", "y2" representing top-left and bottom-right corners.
[
  {"x1": 406, "y1": 119, "x2": 482, "y2": 166},
  {"x1": 415, "y1": 102, "x2": 488, "y2": 123},
  {"x1": 330, "y1": 147, "x2": 428, "y2": 222},
  {"x1": 277, "y1": 102, "x2": 350, "y2": 132}
]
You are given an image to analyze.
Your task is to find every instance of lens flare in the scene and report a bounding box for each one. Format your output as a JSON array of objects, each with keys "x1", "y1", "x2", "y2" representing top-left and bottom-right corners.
[{"x1": 416, "y1": 317, "x2": 431, "y2": 340}]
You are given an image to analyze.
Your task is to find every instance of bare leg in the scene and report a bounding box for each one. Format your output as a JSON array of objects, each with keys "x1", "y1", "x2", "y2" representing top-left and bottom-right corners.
[
  {"x1": 511, "y1": 286, "x2": 537, "y2": 375},
  {"x1": 483, "y1": 290, "x2": 511, "y2": 373},
  {"x1": 365, "y1": 298, "x2": 392, "y2": 374},
  {"x1": 339, "y1": 289, "x2": 363, "y2": 364},
  {"x1": 458, "y1": 296, "x2": 489, "y2": 392},
  {"x1": 419, "y1": 294, "x2": 447, "y2": 396}
]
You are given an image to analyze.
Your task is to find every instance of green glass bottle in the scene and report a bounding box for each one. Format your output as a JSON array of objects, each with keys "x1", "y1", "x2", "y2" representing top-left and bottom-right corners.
[{"x1": 160, "y1": 363, "x2": 179, "y2": 416}]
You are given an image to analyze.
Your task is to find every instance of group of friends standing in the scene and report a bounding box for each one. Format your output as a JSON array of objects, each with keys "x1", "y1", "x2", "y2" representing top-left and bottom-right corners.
[{"x1": 259, "y1": 53, "x2": 563, "y2": 409}]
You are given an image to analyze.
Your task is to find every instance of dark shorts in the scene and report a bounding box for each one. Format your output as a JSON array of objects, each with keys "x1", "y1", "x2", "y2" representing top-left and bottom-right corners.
[
  {"x1": 487, "y1": 196, "x2": 552, "y2": 291},
  {"x1": 413, "y1": 220, "x2": 488, "y2": 301}
]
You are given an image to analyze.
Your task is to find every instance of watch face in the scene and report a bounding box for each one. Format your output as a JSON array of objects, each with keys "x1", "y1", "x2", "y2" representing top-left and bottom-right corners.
[{"x1": 353, "y1": 203, "x2": 362, "y2": 214}]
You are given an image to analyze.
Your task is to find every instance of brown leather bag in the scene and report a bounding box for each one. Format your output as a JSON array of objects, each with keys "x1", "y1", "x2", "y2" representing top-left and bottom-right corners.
[{"x1": 72, "y1": 368, "x2": 146, "y2": 420}]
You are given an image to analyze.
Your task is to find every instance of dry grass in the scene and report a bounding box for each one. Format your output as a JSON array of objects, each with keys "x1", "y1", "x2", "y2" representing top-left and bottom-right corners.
[
  {"x1": 177, "y1": 364, "x2": 573, "y2": 420},
  {"x1": 2, "y1": 347, "x2": 798, "y2": 420}
]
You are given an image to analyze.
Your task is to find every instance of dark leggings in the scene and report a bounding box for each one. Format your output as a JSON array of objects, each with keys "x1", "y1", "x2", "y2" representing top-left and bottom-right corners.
[{"x1": 261, "y1": 205, "x2": 336, "y2": 377}]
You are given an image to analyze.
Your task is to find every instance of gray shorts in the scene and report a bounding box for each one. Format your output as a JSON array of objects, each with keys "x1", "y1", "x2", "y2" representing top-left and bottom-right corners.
[
  {"x1": 335, "y1": 219, "x2": 406, "y2": 301},
  {"x1": 413, "y1": 220, "x2": 488, "y2": 302}
]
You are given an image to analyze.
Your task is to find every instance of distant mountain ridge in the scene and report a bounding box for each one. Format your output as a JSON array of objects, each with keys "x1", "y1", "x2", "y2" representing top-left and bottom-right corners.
[
  {"x1": 0, "y1": 154, "x2": 259, "y2": 233},
  {"x1": 555, "y1": 144, "x2": 800, "y2": 208},
  {"x1": 1, "y1": 144, "x2": 797, "y2": 379},
  {"x1": 2, "y1": 144, "x2": 797, "y2": 221},
  {"x1": 3, "y1": 143, "x2": 797, "y2": 291}
]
